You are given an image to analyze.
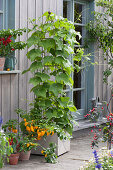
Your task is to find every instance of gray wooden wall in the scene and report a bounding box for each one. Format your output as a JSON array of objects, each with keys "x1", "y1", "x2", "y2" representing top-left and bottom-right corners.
[
  {"x1": 94, "y1": 4, "x2": 112, "y2": 112},
  {"x1": 0, "y1": 0, "x2": 63, "y2": 123}
]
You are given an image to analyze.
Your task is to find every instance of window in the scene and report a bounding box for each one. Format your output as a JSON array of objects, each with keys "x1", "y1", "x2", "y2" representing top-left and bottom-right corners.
[
  {"x1": 0, "y1": 0, "x2": 4, "y2": 29},
  {"x1": 0, "y1": 0, "x2": 15, "y2": 30},
  {"x1": 63, "y1": 0, "x2": 94, "y2": 119},
  {"x1": 0, "y1": 0, "x2": 16, "y2": 71}
]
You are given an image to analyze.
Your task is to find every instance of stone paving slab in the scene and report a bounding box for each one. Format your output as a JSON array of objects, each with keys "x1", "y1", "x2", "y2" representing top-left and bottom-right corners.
[{"x1": 2, "y1": 128, "x2": 105, "y2": 170}]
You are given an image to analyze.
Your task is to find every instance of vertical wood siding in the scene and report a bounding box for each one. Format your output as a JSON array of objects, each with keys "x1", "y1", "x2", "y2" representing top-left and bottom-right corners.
[
  {"x1": 0, "y1": 0, "x2": 63, "y2": 123},
  {"x1": 94, "y1": 4, "x2": 112, "y2": 110}
]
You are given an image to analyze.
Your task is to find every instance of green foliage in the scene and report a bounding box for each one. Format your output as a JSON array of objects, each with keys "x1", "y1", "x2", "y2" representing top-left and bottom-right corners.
[
  {"x1": 2, "y1": 120, "x2": 19, "y2": 154},
  {"x1": 0, "y1": 131, "x2": 13, "y2": 168},
  {"x1": 18, "y1": 136, "x2": 38, "y2": 152},
  {"x1": 86, "y1": 0, "x2": 113, "y2": 83},
  {"x1": 22, "y1": 12, "x2": 84, "y2": 137},
  {"x1": 0, "y1": 28, "x2": 27, "y2": 57},
  {"x1": 41, "y1": 143, "x2": 57, "y2": 164}
]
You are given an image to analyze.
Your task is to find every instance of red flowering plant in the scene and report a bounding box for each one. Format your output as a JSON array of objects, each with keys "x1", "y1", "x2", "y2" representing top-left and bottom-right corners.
[
  {"x1": 0, "y1": 28, "x2": 27, "y2": 57},
  {"x1": 90, "y1": 93, "x2": 113, "y2": 150},
  {"x1": 2, "y1": 119, "x2": 20, "y2": 153},
  {"x1": 84, "y1": 107, "x2": 103, "y2": 123}
]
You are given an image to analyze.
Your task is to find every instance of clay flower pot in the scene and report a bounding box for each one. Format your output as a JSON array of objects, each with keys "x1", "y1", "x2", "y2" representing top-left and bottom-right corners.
[
  {"x1": 9, "y1": 153, "x2": 20, "y2": 165},
  {"x1": 19, "y1": 150, "x2": 31, "y2": 161}
]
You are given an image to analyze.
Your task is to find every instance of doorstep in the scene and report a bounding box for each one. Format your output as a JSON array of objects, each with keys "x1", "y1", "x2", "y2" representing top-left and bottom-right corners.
[{"x1": 73, "y1": 117, "x2": 107, "y2": 131}]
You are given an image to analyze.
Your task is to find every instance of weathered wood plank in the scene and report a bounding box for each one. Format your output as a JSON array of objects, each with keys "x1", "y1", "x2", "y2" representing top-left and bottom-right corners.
[
  {"x1": 50, "y1": 0, "x2": 57, "y2": 14},
  {"x1": 19, "y1": 0, "x2": 28, "y2": 110},
  {"x1": 2, "y1": 75, "x2": 11, "y2": 123},
  {"x1": 43, "y1": 0, "x2": 50, "y2": 14},
  {"x1": 56, "y1": 0, "x2": 63, "y2": 16},
  {"x1": 36, "y1": 0, "x2": 43, "y2": 22},
  {"x1": 10, "y1": 74, "x2": 19, "y2": 119},
  {"x1": 27, "y1": 0, "x2": 36, "y2": 111}
]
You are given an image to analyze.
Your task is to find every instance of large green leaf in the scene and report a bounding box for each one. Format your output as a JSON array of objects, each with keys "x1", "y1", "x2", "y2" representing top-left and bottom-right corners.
[
  {"x1": 56, "y1": 73, "x2": 69, "y2": 84},
  {"x1": 41, "y1": 38, "x2": 55, "y2": 51},
  {"x1": 49, "y1": 83, "x2": 63, "y2": 96},
  {"x1": 27, "y1": 35, "x2": 40, "y2": 48},
  {"x1": 46, "y1": 109, "x2": 53, "y2": 119},
  {"x1": 32, "y1": 86, "x2": 46, "y2": 98},
  {"x1": 35, "y1": 72, "x2": 50, "y2": 81},
  {"x1": 29, "y1": 77, "x2": 42, "y2": 86},
  {"x1": 43, "y1": 56, "x2": 53, "y2": 64},
  {"x1": 27, "y1": 49, "x2": 42, "y2": 61},
  {"x1": 30, "y1": 61, "x2": 43, "y2": 72},
  {"x1": 55, "y1": 56, "x2": 65, "y2": 65}
]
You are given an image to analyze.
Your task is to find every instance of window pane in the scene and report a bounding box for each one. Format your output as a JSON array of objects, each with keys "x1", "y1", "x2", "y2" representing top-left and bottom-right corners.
[
  {"x1": 73, "y1": 61, "x2": 81, "y2": 88},
  {"x1": 0, "y1": 0, "x2": 3, "y2": 11},
  {"x1": 74, "y1": 3, "x2": 82, "y2": 23},
  {"x1": 75, "y1": 26, "x2": 82, "y2": 45},
  {"x1": 63, "y1": 1, "x2": 67, "y2": 18},
  {"x1": 0, "y1": 14, "x2": 3, "y2": 29},
  {"x1": 73, "y1": 91, "x2": 81, "y2": 109}
]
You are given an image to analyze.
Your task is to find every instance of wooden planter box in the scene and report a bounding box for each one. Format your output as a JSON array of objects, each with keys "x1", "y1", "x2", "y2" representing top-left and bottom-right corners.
[{"x1": 31, "y1": 133, "x2": 70, "y2": 156}]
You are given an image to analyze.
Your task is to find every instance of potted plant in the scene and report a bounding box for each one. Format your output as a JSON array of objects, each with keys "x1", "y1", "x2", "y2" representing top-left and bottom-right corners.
[
  {"x1": 2, "y1": 119, "x2": 20, "y2": 165},
  {"x1": 0, "y1": 28, "x2": 26, "y2": 71},
  {"x1": 0, "y1": 116, "x2": 13, "y2": 168},
  {"x1": 21, "y1": 12, "x2": 84, "y2": 157},
  {"x1": 18, "y1": 136, "x2": 38, "y2": 161}
]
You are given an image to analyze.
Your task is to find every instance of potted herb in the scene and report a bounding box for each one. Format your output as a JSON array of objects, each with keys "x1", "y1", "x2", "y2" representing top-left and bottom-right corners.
[
  {"x1": 18, "y1": 136, "x2": 38, "y2": 161},
  {"x1": 2, "y1": 119, "x2": 20, "y2": 165},
  {"x1": 0, "y1": 28, "x2": 26, "y2": 71}
]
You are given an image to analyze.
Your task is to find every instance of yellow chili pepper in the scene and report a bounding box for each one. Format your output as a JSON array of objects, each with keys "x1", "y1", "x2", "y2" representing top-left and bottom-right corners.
[
  {"x1": 27, "y1": 143, "x2": 30, "y2": 147},
  {"x1": 41, "y1": 131, "x2": 45, "y2": 136},
  {"x1": 47, "y1": 132, "x2": 50, "y2": 136},
  {"x1": 45, "y1": 154, "x2": 47, "y2": 157},
  {"x1": 31, "y1": 126, "x2": 34, "y2": 132},
  {"x1": 26, "y1": 126, "x2": 31, "y2": 132},
  {"x1": 25, "y1": 122, "x2": 28, "y2": 126},
  {"x1": 51, "y1": 131, "x2": 54, "y2": 136},
  {"x1": 41, "y1": 150, "x2": 44, "y2": 154}
]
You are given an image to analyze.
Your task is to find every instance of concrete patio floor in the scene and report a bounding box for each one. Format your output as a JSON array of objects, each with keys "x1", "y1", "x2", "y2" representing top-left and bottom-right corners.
[{"x1": 2, "y1": 128, "x2": 105, "y2": 170}]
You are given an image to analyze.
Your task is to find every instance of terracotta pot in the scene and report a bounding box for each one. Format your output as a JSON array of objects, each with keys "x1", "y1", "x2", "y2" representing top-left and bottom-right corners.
[
  {"x1": 19, "y1": 150, "x2": 31, "y2": 161},
  {"x1": 0, "y1": 57, "x2": 5, "y2": 71},
  {"x1": 9, "y1": 153, "x2": 20, "y2": 165}
]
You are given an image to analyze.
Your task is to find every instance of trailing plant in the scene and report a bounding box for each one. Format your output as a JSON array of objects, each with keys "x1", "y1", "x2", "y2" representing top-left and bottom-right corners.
[
  {"x1": 86, "y1": 0, "x2": 113, "y2": 83},
  {"x1": 22, "y1": 12, "x2": 84, "y2": 139}
]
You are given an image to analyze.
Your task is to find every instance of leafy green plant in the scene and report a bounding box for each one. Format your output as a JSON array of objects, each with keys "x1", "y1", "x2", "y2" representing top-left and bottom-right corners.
[
  {"x1": 2, "y1": 119, "x2": 19, "y2": 153},
  {"x1": 0, "y1": 28, "x2": 27, "y2": 57},
  {"x1": 17, "y1": 136, "x2": 38, "y2": 152},
  {"x1": 0, "y1": 131, "x2": 13, "y2": 168},
  {"x1": 86, "y1": 0, "x2": 113, "y2": 83},
  {"x1": 22, "y1": 12, "x2": 84, "y2": 138},
  {"x1": 0, "y1": 116, "x2": 13, "y2": 168},
  {"x1": 41, "y1": 143, "x2": 57, "y2": 163}
]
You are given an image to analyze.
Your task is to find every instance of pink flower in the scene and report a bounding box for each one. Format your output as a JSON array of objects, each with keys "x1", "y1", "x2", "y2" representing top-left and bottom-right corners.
[{"x1": 91, "y1": 130, "x2": 93, "y2": 133}]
